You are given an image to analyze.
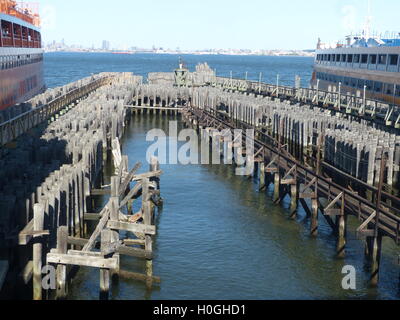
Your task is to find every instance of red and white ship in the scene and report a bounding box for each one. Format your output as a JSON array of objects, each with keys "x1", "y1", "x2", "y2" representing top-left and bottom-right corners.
[{"x1": 0, "y1": 0, "x2": 44, "y2": 111}]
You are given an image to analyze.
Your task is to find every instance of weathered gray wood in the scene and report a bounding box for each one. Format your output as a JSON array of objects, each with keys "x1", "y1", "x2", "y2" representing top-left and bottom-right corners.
[
  {"x1": 117, "y1": 246, "x2": 152, "y2": 259},
  {"x1": 19, "y1": 219, "x2": 34, "y2": 245},
  {"x1": 56, "y1": 226, "x2": 68, "y2": 300},
  {"x1": 82, "y1": 207, "x2": 110, "y2": 252},
  {"x1": 47, "y1": 253, "x2": 118, "y2": 269},
  {"x1": 119, "y1": 269, "x2": 161, "y2": 283},
  {"x1": 33, "y1": 203, "x2": 45, "y2": 301},
  {"x1": 107, "y1": 220, "x2": 156, "y2": 235}
]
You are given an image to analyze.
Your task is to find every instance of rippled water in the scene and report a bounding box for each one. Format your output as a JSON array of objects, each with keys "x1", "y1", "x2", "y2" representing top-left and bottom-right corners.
[{"x1": 45, "y1": 53, "x2": 400, "y2": 300}]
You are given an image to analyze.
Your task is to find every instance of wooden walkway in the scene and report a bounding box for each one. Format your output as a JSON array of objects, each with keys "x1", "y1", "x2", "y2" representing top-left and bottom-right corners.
[{"x1": 183, "y1": 105, "x2": 400, "y2": 286}]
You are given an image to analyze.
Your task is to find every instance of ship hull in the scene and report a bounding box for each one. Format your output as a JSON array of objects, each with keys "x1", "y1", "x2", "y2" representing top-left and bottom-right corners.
[
  {"x1": 0, "y1": 48, "x2": 44, "y2": 110},
  {"x1": 311, "y1": 45, "x2": 400, "y2": 105}
]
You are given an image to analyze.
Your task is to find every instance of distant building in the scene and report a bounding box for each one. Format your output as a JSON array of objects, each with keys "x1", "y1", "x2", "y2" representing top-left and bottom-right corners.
[{"x1": 102, "y1": 40, "x2": 110, "y2": 51}]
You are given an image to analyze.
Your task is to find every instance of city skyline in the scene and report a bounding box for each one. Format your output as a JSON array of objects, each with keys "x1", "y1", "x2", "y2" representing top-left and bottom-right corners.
[{"x1": 36, "y1": 0, "x2": 400, "y2": 51}]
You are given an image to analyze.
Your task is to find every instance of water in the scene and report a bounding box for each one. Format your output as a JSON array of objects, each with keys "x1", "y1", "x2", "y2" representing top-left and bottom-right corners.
[
  {"x1": 44, "y1": 52, "x2": 313, "y2": 88},
  {"x1": 45, "y1": 53, "x2": 400, "y2": 300}
]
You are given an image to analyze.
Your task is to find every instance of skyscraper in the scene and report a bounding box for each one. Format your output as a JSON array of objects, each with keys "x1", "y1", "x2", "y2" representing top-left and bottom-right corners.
[{"x1": 102, "y1": 40, "x2": 110, "y2": 51}]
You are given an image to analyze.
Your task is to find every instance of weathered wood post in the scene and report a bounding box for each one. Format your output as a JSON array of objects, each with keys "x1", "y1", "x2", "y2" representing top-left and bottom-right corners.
[
  {"x1": 100, "y1": 229, "x2": 111, "y2": 300},
  {"x1": 370, "y1": 152, "x2": 386, "y2": 286},
  {"x1": 290, "y1": 166, "x2": 298, "y2": 219},
  {"x1": 336, "y1": 194, "x2": 346, "y2": 258},
  {"x1": 33, "y1": 203, "x2": 45, "y2": 300},
  {"x1": 142, "y1": 178, "x2": 153, "y2": 288},
  {"x1": 56, "y1": 226, "x2": 68, "y2": 300},
  {"x1": 110, "y1": 176, "x2": 121, "y2": 281}
]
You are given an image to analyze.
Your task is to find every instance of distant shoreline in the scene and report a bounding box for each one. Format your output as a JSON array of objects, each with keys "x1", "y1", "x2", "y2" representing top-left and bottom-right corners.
[{"x1": 44, "y1": 50, "x2": 315, "y2": 57}]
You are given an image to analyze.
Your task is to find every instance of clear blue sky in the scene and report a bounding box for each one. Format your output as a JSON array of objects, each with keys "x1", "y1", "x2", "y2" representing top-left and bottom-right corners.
[{"x1": 37, "y1": 0, "x2": 399, "y2": 50}]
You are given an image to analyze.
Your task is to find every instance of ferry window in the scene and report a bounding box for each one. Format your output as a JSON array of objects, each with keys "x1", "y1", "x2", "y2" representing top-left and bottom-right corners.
[
  {"x1": 395, "y1": 86, "x2": 400, "y2": 97},
  {"x1": 357, "y1": 79, "x2": 365, "y2": 89},
  {"x1": 344, "y1": 77, "x2": 350, "y2": 86},
  {"x1": 351, "y1": 78, "x2": 357, "y2": 87},
  {"x1": 385, "y1": 84, "x2": 394, "y2": 95},
  {"x1": 327, "y1": 55, "x2": 331, "y2": 62},
  {"x1": 378, "y1": 54, "x2": 387, "y2": 65},
  {"x1": 369, "y1": 55, "x2": 377, "y2": 64},
  {"x1": 361, "y1": 54, "x2": 368, "y2": 63},
  {"x1": 366, "y1": 80, "x2": 373, "y2": 90},
  {"x1": 336, "y1": 54, "x2": 340, "y2": 62},
  {"x1": 374, "y1": 82, "x2": 382, "y2": 93},
  {"x1": 341, "y1": 54, "x2": 346, "y2": 62},
  {"x1": 354, "y1": 54, "x2": 360, "y2": 63},
  {"x1": 389, "y1": 54, "x2": 398, "y2": 66},
  {"x1": 347, "y1": 54, "x2": 353, "y2": 63}
]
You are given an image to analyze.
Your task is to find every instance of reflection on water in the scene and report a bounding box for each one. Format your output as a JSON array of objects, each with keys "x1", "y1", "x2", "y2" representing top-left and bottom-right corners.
[{"x1": 69, "y1": 114, "x2": 400, "y2": 300}]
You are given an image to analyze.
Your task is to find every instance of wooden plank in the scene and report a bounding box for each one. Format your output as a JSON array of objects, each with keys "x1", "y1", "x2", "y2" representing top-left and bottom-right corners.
[
  {"x1": 119, "y1": 162, "x2": 141, "y2": 196},
  {"x1": 357, "y1": 211, "x2": 377, "y2": 232},
  {"x1": 107, "y1": 220, "x2": 156, "y2": 235},
  {"x1": 324, "y1": 209, "x2": 343, "y2": 217},
  {"x1": 117, "y1": 246, "x2": 152, "y2": 259},
  {"x1": 19, "y1": 219, "x2": 34, "y2": 245},
  {"x1": 82, "y1": 207, "x2": 110, "y2": 252},
  {"x1": 91, "y1": 189, "x2": 111, "y2": 196},
  {"x1": 123, "y1": 239, "x2": 145, "y2": 246},
  {"x1": 132, "y1": 170, "x2": 163, "y2": 181},
  {"x1": 299, "y1": 193, "x2": 315, "y2": 199},
  {"x1": 119, "y1": 269, "x2": 161, "y2": 283},
  {"x1": 47, "y1": 253, "x2": 118, "y2": 269},
  {"x1": 33, "y1": 203, "x2": 44, "y2": 301},
  {"x1": 84, "y1": 213, "x2": 101, "y2": 221}
]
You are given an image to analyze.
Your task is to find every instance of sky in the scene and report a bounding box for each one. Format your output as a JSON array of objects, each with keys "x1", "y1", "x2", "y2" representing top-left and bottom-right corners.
[{"x1": 35, "y1": 0, "x2": 399, "y2": 50}]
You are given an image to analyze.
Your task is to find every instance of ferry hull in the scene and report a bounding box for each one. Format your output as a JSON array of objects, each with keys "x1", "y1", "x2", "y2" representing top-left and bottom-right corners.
[{"x1": 0, "y1": 59, "x2": 44, "y2": 110}]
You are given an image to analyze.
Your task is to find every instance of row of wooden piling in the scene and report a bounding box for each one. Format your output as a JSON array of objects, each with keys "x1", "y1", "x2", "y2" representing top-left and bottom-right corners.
[
  {"x1": 0, "y1": 72, "x2": 165, "y2": 299},
  {"x1": 0, "y1": 73, "x2": 113, "y2": 124}
]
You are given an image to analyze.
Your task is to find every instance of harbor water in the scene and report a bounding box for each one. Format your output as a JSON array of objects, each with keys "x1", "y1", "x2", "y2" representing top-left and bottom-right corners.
[{"x1": 45, "y1": 53, "x2": 400, "y2": 300}]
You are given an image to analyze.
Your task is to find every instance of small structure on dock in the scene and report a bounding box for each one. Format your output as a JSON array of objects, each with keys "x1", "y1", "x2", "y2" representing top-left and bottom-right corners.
[{"x1": 174, "y1": 58, "x2": 189, "y2": 87}]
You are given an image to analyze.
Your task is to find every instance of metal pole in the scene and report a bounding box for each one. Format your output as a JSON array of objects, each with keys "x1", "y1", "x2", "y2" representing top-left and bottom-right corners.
[
  {"x1": 338, "y1": 82, "x2": 342, "y2": 109},
  {"x1": 245, "y1": 71, "x2": 248, "y2": 81},
  {"x1": 258, "y1": 72, "x2": 262, "y2": 94}
]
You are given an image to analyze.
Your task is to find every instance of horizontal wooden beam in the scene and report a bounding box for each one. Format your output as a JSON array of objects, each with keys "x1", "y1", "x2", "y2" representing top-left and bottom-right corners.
[
  {"x1": 84, "y1": 213, "x2": 101, "y2": 221},
  {"x1": 117, "y1": 246, "x2": 152, "y2": 259},
  {"x1": 324, "y1": 209, "x2": 343, "y2": 217},
  {"x1": 107, "y1": 220, "x2": 156, "y2": 235},
  {"x1": 19, "y1": 220, "x2": 34, "y2": 245},
  {"x1": 119, "y1": 269, "x2": 161, "y2": 283},
  {"x1": 47, "y1": 253, "x2": 118, "y2": 269},
  {"x1": 91, "y1": 189, "x2": 111, "y2": 196}
]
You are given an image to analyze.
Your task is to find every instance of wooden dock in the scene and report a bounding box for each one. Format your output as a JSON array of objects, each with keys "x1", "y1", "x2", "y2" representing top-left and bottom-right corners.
[
  {"x1": 0, "y1": 72, "x2": 163, "y2": 300},
  {"x1": 1, "y1": 65, "x2": 400, "y2": 298}
]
